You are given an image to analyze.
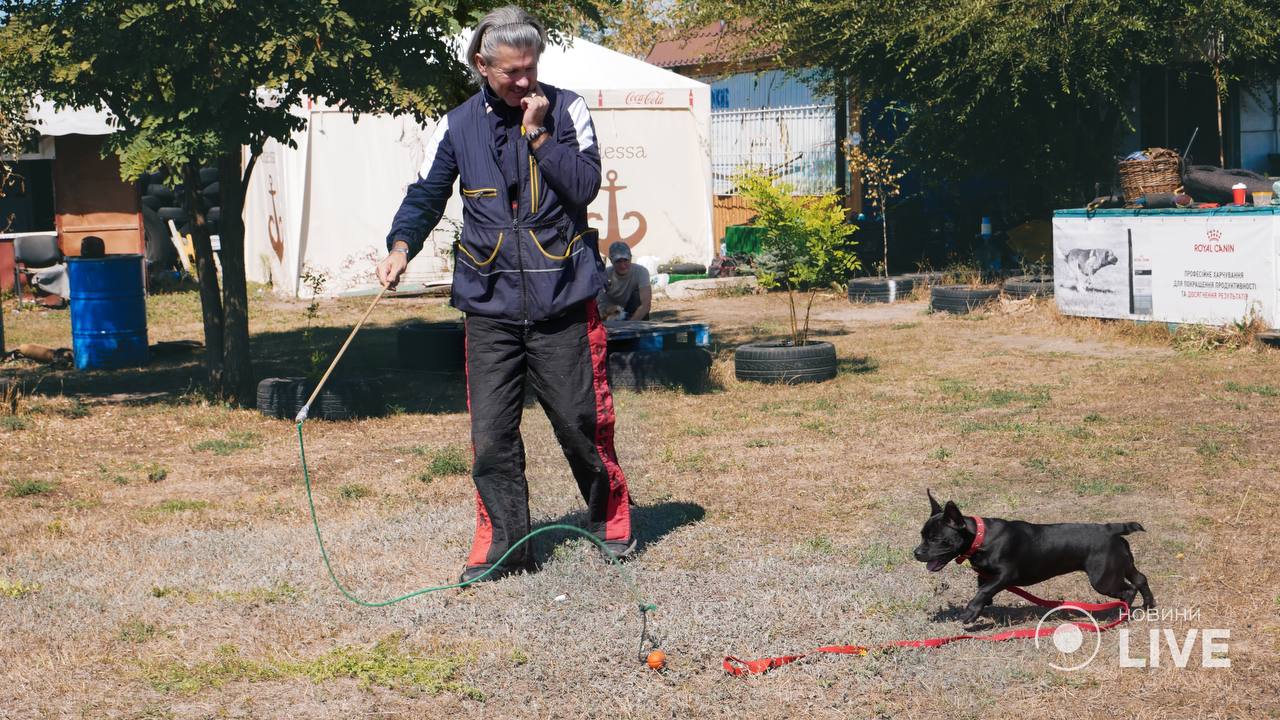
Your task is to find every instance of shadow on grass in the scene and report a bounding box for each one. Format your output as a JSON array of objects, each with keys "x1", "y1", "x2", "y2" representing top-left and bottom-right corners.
[
  {"x1": 838, "y1": 356, "x2": 878, "y2": 375},
  {"x1": 930, "y1": 599, "x2": 1130, "y2": 628},
  {"x1": 0, "y1": 321, "x2": 472, "y2": 415},
  {"x1": 526, "y1": 500, "x2": 706, "y2": 566}
]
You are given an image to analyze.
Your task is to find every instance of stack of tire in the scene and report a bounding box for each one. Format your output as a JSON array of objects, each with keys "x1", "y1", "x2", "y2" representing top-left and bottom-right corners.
[
  {"x1": 1002, "y1": 275, "x2": 1054, "y2": 299},
  {"x1": 139, "y1": 165, "x2": 220, "y2": 237},
  {"x1": 397, "y1": 321, "x2": 466, "y2": 372},
  {"x1": 847, "y1": 275, "x2": 915, "y2": 303},
  {"x1": 257, "y1": 376, "x2": 380, "y2": 421},
  {"x1": 930, "y1": 285, "x2": 1001, "y2": 314},
  {"x1": 608, "y1": 346, "x2": 713, "y2": 392}
]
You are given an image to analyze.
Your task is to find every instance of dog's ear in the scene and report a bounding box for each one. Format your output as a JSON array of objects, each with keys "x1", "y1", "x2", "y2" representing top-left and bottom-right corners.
[
  {"x1": 943, "y1": 500, "x2": 965, "y2": 528},
  {"x1": 927, "y1": 488, "x2": 942, "y2": 516}
]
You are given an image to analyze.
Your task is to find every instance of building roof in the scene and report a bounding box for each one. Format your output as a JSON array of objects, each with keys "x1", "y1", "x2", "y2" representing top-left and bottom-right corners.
[{"x1": 645, "y1": 20, "x2": 776, "y2": 70}]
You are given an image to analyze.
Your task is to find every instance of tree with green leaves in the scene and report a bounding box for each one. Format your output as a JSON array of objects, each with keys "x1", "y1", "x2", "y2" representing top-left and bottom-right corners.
[
  {"x1": 690, "y1": 0, "x2": 1280, "y2": 216},
  {"x1": 735, "y1": 168, "x2": 859, "y2": 346},
  {"x1": 0, "y1": 0, "x2": 599, "y2": 404}
]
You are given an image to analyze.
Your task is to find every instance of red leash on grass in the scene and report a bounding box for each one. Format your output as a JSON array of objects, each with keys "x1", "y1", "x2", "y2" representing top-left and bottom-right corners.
[
  {"x1": 723, "y1": 517, "x2": 1131, "y2": 676},
  {"x1": 723, "y1": 585, "x2": 1130, "y2": 675}
]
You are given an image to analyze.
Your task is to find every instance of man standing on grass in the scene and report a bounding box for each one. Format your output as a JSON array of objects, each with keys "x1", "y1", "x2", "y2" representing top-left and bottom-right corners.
[
  {"x1": 598, "y1": 241, "x2": 651, "y2": 321},
  {"x1": 376, "y1": 6, "x2": 634, "y2": 583}
]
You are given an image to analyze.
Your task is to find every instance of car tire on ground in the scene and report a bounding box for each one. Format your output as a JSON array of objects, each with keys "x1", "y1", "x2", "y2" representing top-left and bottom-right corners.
[
  {"x1": 256, "y1": 377, "x2": 380, "y2": 420},
  {"x1": 608, "y1": 348, "x2": 712, "y2": 392},
  {"x1": 1002, "y1": 275, "x2": 1054, "y2": 299},
  {"x1": 930, "y1": 285, "x2": 1001, "y2": 314},
  {"x1": 847, "y1": 276, "x2": 915, "y2": 303},
  {"x1": 734, "y1": 341, "x2": 837, "y2": 384}
]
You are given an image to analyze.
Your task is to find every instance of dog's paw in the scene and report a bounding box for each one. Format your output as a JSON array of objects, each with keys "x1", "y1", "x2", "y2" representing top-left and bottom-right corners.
[{"x1": 959, "y1": 608, "x2": 982, "y2": 624}]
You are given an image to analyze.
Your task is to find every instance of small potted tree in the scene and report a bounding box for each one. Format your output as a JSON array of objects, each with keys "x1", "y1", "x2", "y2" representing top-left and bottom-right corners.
[{"x1": 732, "y1": 169, "x2": 860, "y2": 384}]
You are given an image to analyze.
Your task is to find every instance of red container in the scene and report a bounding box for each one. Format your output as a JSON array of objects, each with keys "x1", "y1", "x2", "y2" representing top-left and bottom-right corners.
[{"x1": 1232, "y1": 184, "x2": 1247, "y2": 205}]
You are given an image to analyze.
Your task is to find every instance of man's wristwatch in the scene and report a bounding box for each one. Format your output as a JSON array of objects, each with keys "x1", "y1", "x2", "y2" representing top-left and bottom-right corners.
[
  {"x1": 391, "y1": 247, "x2": 409, "y2": 255},
  {"x1": 526, "y1": 126, "x2": 548, "y2": 144}
]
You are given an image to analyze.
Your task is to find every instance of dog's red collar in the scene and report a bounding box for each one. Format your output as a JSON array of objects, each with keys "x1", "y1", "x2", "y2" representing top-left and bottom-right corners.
[{"x1": 955, "y1": 516, "x2": 986, "y2": 565}]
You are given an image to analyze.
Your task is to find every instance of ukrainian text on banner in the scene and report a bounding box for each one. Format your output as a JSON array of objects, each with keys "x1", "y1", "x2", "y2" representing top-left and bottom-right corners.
[{"x1": 1052, "y1": 211, "x2": 1277, "y2": 327}]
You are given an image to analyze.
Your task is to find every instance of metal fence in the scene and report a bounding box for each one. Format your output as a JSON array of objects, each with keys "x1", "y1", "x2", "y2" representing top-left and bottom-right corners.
[{"x1": 711, "y1": 104, "x2": 838, "y2": 196}]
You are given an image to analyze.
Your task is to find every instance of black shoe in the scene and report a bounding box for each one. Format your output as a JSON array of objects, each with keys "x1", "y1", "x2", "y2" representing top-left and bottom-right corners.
[
  {"x1": 458, "y1": 559, "x2": 530, "y2": 585},
  {"x1": 599, "y1": 536, "x2": 637, "y2": 563}
]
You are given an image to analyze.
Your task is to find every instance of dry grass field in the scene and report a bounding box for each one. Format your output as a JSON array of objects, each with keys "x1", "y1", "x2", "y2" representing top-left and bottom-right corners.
[{"x1": 1, "y1": 285, "x2": 1277, "y2": 719}]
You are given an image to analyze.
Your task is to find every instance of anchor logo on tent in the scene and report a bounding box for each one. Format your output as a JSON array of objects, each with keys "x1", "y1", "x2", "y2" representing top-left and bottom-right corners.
[
  {"x1": 267, "y1": 176, "x2": 285, "y2": 262},
  {"x1": 589, "y1": 170, "x2": 647, "y2": 254}
]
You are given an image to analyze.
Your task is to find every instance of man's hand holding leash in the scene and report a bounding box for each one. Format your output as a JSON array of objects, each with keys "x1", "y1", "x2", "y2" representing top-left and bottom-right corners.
[{"x1": 378, "y1": 240, "x2": 410, "y2": 290}]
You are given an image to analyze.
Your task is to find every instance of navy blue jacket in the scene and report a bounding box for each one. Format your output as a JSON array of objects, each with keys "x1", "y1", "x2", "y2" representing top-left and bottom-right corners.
[{"x1": 387, "y1": 82, "x2": 604, "y2": 322}]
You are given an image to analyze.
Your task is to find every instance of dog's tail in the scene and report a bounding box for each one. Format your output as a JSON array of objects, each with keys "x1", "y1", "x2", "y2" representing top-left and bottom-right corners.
[{"x1": 1106, "y1": 522, "x2": 1145, "y2": 535}]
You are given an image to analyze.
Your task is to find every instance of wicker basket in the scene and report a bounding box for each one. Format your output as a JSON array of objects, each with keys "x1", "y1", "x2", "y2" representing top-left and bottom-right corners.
[{"x1": 1118, "y1": 148, "x2": 1182, "y2": 201}]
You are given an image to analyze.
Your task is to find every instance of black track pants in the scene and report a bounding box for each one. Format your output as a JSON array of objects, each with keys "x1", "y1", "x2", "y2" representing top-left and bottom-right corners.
[{"x1": 463, "y1": 300, "x2": 631, "y2": 569}]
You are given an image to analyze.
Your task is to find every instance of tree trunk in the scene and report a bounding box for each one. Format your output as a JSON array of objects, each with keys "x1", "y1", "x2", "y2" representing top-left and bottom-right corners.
[
  {"x1": 183, "y1": 161, "x2": 225, "y2": 394},
  {"x1": 217, "y1": 148, "x2": 254, "y2": 405}
]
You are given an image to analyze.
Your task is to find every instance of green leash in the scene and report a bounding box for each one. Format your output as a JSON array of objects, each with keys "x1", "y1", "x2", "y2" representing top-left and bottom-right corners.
[
  {"x1": 295, "y1": 420, "x2": 652, "y2": 608},
  {"x1": 291, "y1": 286, "x2": 659, "y2": 656}
]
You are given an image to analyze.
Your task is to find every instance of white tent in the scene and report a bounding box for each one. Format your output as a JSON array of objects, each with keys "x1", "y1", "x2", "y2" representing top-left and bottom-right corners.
[{"x1": 242, "y1": 35, "x2": 712, "y2": 298}]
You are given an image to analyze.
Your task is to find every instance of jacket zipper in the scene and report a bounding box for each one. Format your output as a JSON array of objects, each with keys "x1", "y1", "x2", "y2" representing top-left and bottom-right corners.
[{"x1": 515, "y1": 124, "x2": 529, "y2": 324}]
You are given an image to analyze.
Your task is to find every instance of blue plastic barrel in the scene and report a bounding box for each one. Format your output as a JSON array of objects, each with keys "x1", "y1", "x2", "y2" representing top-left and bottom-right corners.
[{"x1": 67, "y1": 255, "x2": 149, "y2": 370}]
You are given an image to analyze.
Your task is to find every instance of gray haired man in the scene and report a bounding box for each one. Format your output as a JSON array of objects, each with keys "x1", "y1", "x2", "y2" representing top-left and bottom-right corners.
[{"x1": 381, "y1": 6, "x2": 635, "y2": 584}]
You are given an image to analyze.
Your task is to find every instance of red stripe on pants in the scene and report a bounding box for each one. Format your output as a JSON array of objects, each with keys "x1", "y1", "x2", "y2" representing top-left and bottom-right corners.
[
  {"x1": 585, "y1": 300, "x2": 631, "y2": 541},
  {"x1": 463, "y1": 316, "x2": 494, "y2": 566}
]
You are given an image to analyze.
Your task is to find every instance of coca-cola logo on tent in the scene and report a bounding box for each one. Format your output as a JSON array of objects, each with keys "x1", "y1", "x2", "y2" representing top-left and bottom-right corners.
[{"x1": 625, "y1": 91, "x2": 665, "y2": 106}]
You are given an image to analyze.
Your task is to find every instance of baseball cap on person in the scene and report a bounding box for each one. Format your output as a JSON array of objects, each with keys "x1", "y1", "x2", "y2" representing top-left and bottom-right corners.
[{"x1": 608, "y1": 241, "x2": 631, "y2": 262}]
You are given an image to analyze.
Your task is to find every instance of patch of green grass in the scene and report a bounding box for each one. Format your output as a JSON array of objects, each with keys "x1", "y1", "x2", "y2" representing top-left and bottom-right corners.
[
  {"x1": 958, "y1": 419, "x2": 1034, "y2": 435},
  {"x1": 745, "y1": 438, "x2": 774, "y2": 448},
  {"x1": 1089, "y1": 446, "x2": 1129, "y2": 461},
  {"x1": 1066, "y1": 426, "x2": 1095, "y2": 440},
  {"x1": 1084, "y1": 412, "x2": 1105, "y2": 423},
  {"x1": 800, "y1": 419, "x2": 832, "y2": 434},
  {"x1": 414, "y1": 445, "x2": 469, "y2": 483},
  {"x1": 192, "y1": 431, "x2": 259, "y2": 456},
  {"x1": 118, "y1": 619, "x2": 161, "y2": 643},
  {"x1": 98, "y1": 463, "x2": 129, "y2": 486},
  {"x1": 209, "y1": 582, "x2": 301, "y2": 605},
  {"x1": 0, "y1": 577, "x2": 41, "y2": 598},
  {"x1": 890, "y1": 321, "x2": 920, "y2": 330},
  {"x1": 6, "y1": 479, "x2": 55, "y2": 497},
  {"x1": 810, "y1": 398, "x2": 837, "y2": 412},
  {"x1": 143, "y1": 464, "x2": 168, "y2": 483},
  {"x1": 939, "y1": 379, "x2": 1051, "y2": 409},
  {"x1": 802, "y1": 535, "x2": 836, "y2": 554},
  {"x1": 151, "y1": 499, "x2": 212, "y2": 513},
  {"x1": 1023, "y1": 457, "x2": 1051, "y2": 473},
  {"x1": 140, "y1": 636, "x2": 479, "y2": 698},
  {"x1": 150, "y1": 581, "x2": 301, "y2": 605},
  {"x1": 858, "y1": 543, "x2": 910, "y2": 570},
  {"x1": 1072, "y1": 479, "x2": 1131, "y2": 496},
  {"x1": 1224, "y1": 381, "x2": 1280, "y2": 397},
  {"x1": 929, "y1": 447, "x2": 951, "y2": 461},
  {"x1": 1196, "y1": 440, "x2": 1223, "y2": 459},
  {"x1": 339, "y1": 483, "x2": 372, "y2": 500},
  {"x1": 0, "y1": 415, "x2": 26, "y2": 431},
  {"x1": 674, "y1": 450, "x2": 711, "y2": 472},
  {"x1": 67, "y1": 496, "x2": 102, "y2": 511},
  {"x1": 684, "y1": 425, "x2": 712, "y2": 437}
]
